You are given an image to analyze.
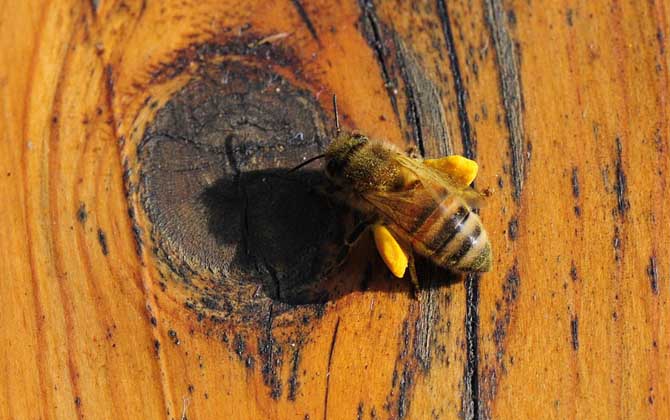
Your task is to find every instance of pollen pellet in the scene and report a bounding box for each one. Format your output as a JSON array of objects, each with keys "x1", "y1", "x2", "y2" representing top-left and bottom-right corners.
[{"x1": 372, "y1": 225, "x2": 408, "y2": 278}]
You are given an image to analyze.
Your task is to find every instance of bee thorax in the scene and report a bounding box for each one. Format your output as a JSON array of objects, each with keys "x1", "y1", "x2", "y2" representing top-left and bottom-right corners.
[{"x1": 325, "y1": 134, "x2": 403, "y2": 192}]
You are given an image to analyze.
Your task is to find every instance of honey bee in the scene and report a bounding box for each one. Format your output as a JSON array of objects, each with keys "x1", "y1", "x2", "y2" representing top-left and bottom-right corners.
[{"x1": 292, "y1": 96, "x2": 492, "y2": 286}]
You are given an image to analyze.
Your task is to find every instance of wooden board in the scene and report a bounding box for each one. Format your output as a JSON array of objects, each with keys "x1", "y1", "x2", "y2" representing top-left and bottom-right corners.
[{"x1": 0, "y1": 0, "x2": 668, "y2": 419}]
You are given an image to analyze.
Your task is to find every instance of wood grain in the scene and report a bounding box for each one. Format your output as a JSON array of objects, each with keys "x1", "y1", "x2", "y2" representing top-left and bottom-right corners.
[{"x1": 0, "y1": 1, "x2": 668, "y2": 419}]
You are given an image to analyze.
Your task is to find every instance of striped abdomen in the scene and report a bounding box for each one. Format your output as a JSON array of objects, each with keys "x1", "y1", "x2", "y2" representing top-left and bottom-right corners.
[{"x1": 398, "y1": 195, "x2": 492, "y2": 272}]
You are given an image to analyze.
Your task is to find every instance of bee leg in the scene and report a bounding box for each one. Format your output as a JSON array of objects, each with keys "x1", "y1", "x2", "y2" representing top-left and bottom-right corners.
[
  {"x1": 344, "y1": 218, "x2": 372, "y2": 248},
  {"x1": 424, "y1": 155, "x2": 479, "y2": 187},
  {"x1": 332, "y1": 217, "x2": 375, "y2": 267},
  {"x1": 407, "y1": 251, "x2": 420, "y2": 291},
  {"x1": 372, "y1": 224, "x2": 409, "y2": 279}
]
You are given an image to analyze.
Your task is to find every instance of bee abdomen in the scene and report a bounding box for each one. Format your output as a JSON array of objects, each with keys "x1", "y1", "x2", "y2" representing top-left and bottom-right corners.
[{"x1": 414, "y1": 202, "x2": 492, "y2": 272}]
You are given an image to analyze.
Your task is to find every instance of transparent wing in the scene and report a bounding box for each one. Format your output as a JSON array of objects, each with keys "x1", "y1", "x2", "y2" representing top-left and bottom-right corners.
[
  {"x1": 360, "y1": 153, "x2": 485, "y2": 236},
  {"x1": 361, "y1": 186, "x2": 441, "y2": 235}
]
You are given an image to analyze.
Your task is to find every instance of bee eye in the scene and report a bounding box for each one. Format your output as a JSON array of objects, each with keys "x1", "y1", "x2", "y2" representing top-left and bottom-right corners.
[{"x1": 326, "y1": 159, "x2": 339, "y2": 175}]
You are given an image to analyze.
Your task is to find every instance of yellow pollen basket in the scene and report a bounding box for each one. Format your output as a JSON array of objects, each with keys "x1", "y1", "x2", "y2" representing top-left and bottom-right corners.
[
  {"x1": 424, "y1": 155, "x2": 479, "y2": 187},
  {"x1": 372, "y1": 224, "x2": 409, "y2": 278}
]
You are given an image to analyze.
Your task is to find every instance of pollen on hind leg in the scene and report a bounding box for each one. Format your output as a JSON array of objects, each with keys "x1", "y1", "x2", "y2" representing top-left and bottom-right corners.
[
  {"x1": 424, "y1": 155, "x2": 479, "y2": 187},
  {"x1": 372, "y1": 225, "x2": 408, "y2": 278}
]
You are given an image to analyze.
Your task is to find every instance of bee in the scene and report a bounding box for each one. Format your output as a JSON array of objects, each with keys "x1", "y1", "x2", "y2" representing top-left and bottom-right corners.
[{"x1": 292, "y1": 96, "x2": 492, "y2": 287}]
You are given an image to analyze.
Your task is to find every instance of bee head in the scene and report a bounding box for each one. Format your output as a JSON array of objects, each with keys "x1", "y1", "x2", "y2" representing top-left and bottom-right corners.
[{"x1": 324, "y1": 133, "x2": 368, "y2": 180}]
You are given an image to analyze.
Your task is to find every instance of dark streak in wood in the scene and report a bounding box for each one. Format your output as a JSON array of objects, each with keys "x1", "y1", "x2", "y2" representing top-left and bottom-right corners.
[
  {"x1": 234, "y1": 334, "x2": 247, "y2": 362},
  {"x1": 395, "y1": 36, "x2": 452, "y2": 158},
  {"x1": 647, "y1": 255, "x2": 659, "y2": 295},
  {"x1": 123, "y1": 161, "x2": 143, "y2": 258},
  {"x1": 130, "y1": 222, "x2": 143, "y2": 256},
  {"x1": 77, "y1": 203, "x2": 87, "y2": 224},
  {"x1": 570, "y1": 316, "x2": 579, "y2": 351},
  {"x1": 570, "y1": 261, "x2": 578, "y2": 282},
  {"x1": 508, "y1": 216, "x2": 518, "y2": 241},
  {"x1": 97, "y1": 228, "x2": 108, "y2": 256},
  {"x1": 400, "y1": 319, "x2": 410, "y2": 360},
  {"x1": 259, "y1": 307, "x2": 283, "y2": 400},
  {"x1": 323, "y1": 317, "x2": 340, "y2": 420},
  {"x1": 290, "y1": 0, "x2": 320, "y2": 43},
  {"x1": 394, "y1": 38, "x2": 426, "y2": 157},
  {"x1": 566, "y1": 8, "x2": 574, "y2": 27},
  {"x1": 571, "y1": 167, "x2": 580, "y2": 198},
  {"x1": 413, "y1": 288, "x2": 437, "y2": 372},
  {"x1": 613, "y1": 226, "x2": 622, "y2": 263},
  {"x1": 104, "y1": 65, "x2": 115, "y2": 102},
  {"x1": 496, "y1": 264, "x2": 520, "y2": 348},
  {"x1": 288, "y1": 345, "x2": 302, "y2": 401},
  {"x1": 614, "y1": 137, "x2": 630, "y2": 217},
  {"x1": 463, "y1": 274, "x2": 481, "y2": 420},
  {"x1": 436, "y1": 0, "x2": 476, "y2": 158},
  {"x1": 571, "y1": 167, "x2": 582, "y2": 217},
  {"x1": 506, "y1": 10, "x2": 517, "y2": 27},
  {"x1": 358, "y1": 0, "x2": 400, "y2": 121},
  {"x1": 397, "y1": 365, "x2": 413, "y2": 419},
  {"x1": 483, "y1": 262, "x2": 521, "y2": 418},
  {"x1": 386, "y1": 304, "x2": 441, "y2": 419},
  {"x1": 484, "y1": 0, "x2": 526, "y2": 201},
  {"x1": 138, "y1": 0, "x2": 147, "y2": 19}
]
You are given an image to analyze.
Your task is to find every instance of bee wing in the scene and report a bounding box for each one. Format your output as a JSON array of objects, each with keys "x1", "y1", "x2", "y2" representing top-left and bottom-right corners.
[
  {"x1": 361, "y1": 186, "x2": 441, "y2": 235},
  {"x1": 394, "y1": 154, "x2": 485, "y2": 209}
]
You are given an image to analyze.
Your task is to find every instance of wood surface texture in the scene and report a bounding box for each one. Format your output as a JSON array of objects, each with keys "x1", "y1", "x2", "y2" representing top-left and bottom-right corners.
[{"x1": 1, "y1": 0, "x2": 669, "y2": 419}]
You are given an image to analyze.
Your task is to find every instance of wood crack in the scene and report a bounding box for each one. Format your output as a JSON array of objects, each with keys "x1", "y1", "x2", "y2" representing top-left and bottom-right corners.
[
  {"x1": 464, "y1": 274, "x2": 481, "y2": 420},
  {"x1": 437, "y1": 0, "x2": 476, "y2": 159},
  {"x1": 484, "y1": 0, "x2": 527, "y2": 202},
  {"x1": 394, "y1": 36, "x2": 426, "y2": 157},
  {"x1": 323, "y1": 317, "x2": 341, "y2": 420},
  {"x1": 290, "y1": 0, "x2": 320, "y2": 43},
  {"x1": 358, "y1": 0, "x2": 400, "y2": 122}
]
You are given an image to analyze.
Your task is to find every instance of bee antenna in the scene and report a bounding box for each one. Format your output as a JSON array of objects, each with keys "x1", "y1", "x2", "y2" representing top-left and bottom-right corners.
[
  {"x1": 333, "y1": 94, "x2": 340, "y2": 134},
  {"x1": 287, "y1": 154, "x2": 326, "y2": 173}
]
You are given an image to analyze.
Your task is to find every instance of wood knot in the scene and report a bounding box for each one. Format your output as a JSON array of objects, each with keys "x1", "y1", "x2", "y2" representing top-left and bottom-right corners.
[{"x1": 132, "y1": 60, "x2": 346, "y2": 324}]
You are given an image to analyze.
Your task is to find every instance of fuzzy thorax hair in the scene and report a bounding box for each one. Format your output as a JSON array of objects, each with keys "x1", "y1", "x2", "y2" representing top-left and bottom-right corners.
[{"x1": 324, "y1": 133, "x2": 404, "y2": 192}]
